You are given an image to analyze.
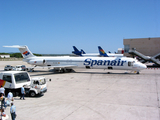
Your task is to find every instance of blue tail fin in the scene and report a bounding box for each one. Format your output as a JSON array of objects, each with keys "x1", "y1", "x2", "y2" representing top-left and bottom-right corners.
[
  {"x1": 98, "y1": 46, "x2": 108, "y2": 57},
  {"x1": 81, "y1": 49, "x2": 86, "y2": 54},
  {"x1": 72, "y1": 46, "x2": 82, "y2": 56}
]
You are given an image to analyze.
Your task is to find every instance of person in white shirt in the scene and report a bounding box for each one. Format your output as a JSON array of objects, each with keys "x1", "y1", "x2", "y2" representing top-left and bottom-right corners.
[
  {"x1": 7, "y1": 91, "x2": 13, "y2": 100},
  {"x1": 7, "y1": 90, "x2": 13, "y2": 105},
  {"x1": 0, "y1": 85, "x2": 5, "y2": 96}
]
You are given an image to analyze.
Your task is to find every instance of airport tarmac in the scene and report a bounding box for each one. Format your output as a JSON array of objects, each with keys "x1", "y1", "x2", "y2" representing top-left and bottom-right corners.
[{"x1": 0, "y1": 61, "x2": 160, "y2": 120}]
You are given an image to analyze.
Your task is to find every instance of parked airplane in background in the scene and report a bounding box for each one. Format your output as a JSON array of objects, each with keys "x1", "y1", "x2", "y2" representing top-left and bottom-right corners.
[
  {"x1": 98, "y1": 46, "x2": 108, "y2": 57},
  {"x1": 72, "y1": 46, "x2": 123, "y2": 57},
  {"x1": 72, "y1": 46, "x2": 86, "y2": 56},
  {"x1": 72, "y1": 46, "x2": 98, "y2": 57},
  {"x1": 4, "y1": 45, "x2": 146, "y2": 74},
  {"x1": 98, "y1": 46, "x2": 124, "y2": 57}
]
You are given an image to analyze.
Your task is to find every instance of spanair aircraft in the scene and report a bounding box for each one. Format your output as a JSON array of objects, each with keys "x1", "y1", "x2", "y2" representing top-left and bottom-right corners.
[
  {"x1": 4, "y1": 45, "x2": 146, "y2": 74},
  {"x1": 72, "y1": 46, "x2": 123, "y2": 57}
]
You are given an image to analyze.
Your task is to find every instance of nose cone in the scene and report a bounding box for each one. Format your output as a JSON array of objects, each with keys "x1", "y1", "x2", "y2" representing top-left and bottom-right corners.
[
  {"x1": 133, "y1": 62, "x2": 147, "y2": 70},
  {"x1": 140, "y1": 64, "x2": 147, "y2": 69}
]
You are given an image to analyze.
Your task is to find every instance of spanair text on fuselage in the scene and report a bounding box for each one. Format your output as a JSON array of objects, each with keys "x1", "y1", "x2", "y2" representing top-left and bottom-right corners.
[{"x1": 83, "y1": 57, "x2": 127, "y2": 69}]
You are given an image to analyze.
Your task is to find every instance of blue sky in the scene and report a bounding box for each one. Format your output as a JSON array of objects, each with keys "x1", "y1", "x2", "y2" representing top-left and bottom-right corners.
[{"x1": 0, "y1": 0, "x2": 160, "y2": 54}]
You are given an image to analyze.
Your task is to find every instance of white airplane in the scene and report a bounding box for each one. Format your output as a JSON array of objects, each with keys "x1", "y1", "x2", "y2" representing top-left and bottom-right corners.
[{"x1": 3, "y1": 45, "x2": 146, "y2": 74}]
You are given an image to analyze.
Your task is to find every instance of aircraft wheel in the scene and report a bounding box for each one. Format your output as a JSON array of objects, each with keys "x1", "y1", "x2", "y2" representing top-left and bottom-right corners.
[
  {"x1": 59, "y1": 69, "x2": 65, "y2": 73},
  {"x1": 66, "y1": 69, "x2": 72, "y2": 72},
  {"x1": 62, "y1": 69, "x2": 65, "y2": 73},
  {"x1": 136, "y1": 72, "x2": 139, "y2": 74}
]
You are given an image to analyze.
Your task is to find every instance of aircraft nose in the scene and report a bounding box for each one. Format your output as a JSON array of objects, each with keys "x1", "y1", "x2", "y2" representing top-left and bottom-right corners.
[
  {"x1": 133, "y1": 63, "x2": 147, "y2": 70},
  {"x1": 140, "y1": 64, "x2": 147, "y2": 69}
]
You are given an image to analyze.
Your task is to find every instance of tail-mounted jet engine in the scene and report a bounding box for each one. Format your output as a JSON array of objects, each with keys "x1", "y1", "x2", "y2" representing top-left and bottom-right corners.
[{"x1": 28, "y1": 59, "x2": 46, "y2": 65}]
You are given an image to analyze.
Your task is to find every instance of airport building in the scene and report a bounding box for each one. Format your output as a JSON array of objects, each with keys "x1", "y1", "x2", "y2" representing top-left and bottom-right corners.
[
  {"x1": 123, "y1": 37, "x2": 160, "y2": 57},
  {"x1": 0, "y1": 54, "x2": 10, "y2": 58}
]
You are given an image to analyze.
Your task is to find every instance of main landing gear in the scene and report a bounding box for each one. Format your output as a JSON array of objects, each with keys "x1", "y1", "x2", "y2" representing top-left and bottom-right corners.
[{"x1": 54, "y1": 68, "x2": 73, "y2": 73}]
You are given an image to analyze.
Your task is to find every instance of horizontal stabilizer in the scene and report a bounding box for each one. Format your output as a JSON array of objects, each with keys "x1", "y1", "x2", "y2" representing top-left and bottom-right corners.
[{"x1": 3, "y1": 45, "x2": 26, "y2": 49}]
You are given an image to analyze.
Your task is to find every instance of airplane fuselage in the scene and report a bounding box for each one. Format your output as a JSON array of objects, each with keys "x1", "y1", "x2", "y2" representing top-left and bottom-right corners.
[
  {"x1": 75, "y1": 53, "x2": 123, "y2": 57},
  {"x1": 24, "y1": 56, "x2": 146, "y2": 71}
]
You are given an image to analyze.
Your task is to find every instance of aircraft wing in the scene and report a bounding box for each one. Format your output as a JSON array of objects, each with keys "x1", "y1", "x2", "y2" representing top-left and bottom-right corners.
[
  {"x1": 49, "y1": 65, "x2": 78, "y2": 68},
  {"x1": 29, "y1": 65, "x2": 78, "y2": 69}
]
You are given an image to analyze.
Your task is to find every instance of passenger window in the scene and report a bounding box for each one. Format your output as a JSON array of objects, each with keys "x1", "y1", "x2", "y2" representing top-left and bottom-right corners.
[{"x1": 3, "y1": 75, "x2": 12, "y2": 83}]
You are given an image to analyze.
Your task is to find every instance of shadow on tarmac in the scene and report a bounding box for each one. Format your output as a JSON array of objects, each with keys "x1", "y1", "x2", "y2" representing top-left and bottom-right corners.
[
  {"x1": 29, "y1": 70, "x2": 137, "y2": 76},
  {"x1": 14, "y1": 94, "x2": 44, "y2": 100},
  {"x1": 74, "y1": 71, "x2": 137, "y2": 75}
]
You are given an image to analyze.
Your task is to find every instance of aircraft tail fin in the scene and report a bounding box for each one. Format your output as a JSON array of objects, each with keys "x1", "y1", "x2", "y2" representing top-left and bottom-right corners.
[
  {"x1": 81, "y1": 49, "x2": 86, "y2": 54},
  {"x1": 73, "y1": 46, "x2": 79, "y2": 52},
  {"x1": 98, "y1": 46, "x2": 109, "y2": 57},
  {"x1": 3, "y1": 45, "x2": 35, "y2": 58},
  {"x1": 72, "y1": 46, "x2": 82, "y2": 56}
]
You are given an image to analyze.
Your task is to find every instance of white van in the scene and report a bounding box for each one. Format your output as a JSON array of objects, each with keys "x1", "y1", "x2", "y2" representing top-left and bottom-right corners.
[
  {"x1": 4, "y1": 65, "x2": 14, "y2": 71},
  {"x1": 12, "y1": 65, "x2": 22, "y2": 71},
  {"x1": 0, "y1": 71, "x2": 48, "y2": 97},
  {"x1": 0, "y1": 71, "x2": 31, "y2": 96}
]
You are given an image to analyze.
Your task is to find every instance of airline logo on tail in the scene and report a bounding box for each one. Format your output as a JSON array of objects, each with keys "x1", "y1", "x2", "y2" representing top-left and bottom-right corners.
[
  {"x1": 98, "y1": 46, "x2": 108, "y2": 57},
  {"x1": 99, "y1": 49, "x2": 105, "y2": 54},
  {"x1": 23, "y1": 51, "x2": 30, "y2": 56}
]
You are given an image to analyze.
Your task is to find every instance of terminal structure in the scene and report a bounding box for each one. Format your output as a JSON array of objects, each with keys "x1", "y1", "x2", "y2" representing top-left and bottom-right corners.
[{"x1": 123, "y1": 37, "x2": 160, "y2": 65}]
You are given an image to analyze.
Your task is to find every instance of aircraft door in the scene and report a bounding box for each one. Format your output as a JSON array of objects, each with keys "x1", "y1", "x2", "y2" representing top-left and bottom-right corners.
[{"x1": 128, "y1": 61, "x2": 133, "y2": 67}]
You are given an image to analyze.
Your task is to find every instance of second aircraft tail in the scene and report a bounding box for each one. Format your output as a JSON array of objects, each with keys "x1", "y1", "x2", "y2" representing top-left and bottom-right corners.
[{"x1": 98, "y1": 46, "x2": 108, "y2": 57}]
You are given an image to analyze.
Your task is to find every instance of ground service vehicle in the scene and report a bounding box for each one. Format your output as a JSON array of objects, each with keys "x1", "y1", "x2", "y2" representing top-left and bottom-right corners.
[
  {"x1": 24, "y1": 76, "x2": 47, "y2": 97},
  {"x1": 0, "y1": 71, "x2": 47, "y2": 97},
  {"x1": 12, "y1": 65, "x2": 27, "y2": 71},
  {"x1": 21, "y1": 65, "x2": 27, "y2": 71},
  {"x1": 0, "y1": 71, "x2": 31, "y2": 96},
  {"x1": 4, "y1": 65, "x2": 14, "y2": 71},
  {"x1": 12, "y1": 65, "x2": 22, "y2": 71}
]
